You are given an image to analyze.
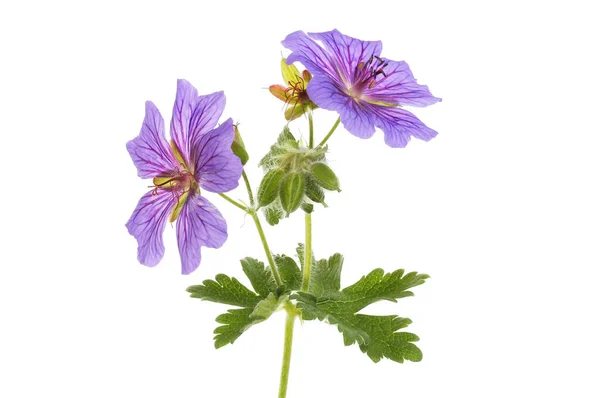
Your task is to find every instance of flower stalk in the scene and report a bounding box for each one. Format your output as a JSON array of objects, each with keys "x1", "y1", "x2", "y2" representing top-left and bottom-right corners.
[{"x1": 278, "y1": 302, "x2": 297, "y2": 398}]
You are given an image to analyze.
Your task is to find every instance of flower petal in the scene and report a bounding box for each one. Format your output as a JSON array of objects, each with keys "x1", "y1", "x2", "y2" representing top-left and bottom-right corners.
[
  {"x1": 370, "y1": 105, "x2": 438, "y2": 148},
  {"x1": 282, "y1": 31, "x2": 343, "y2": 86},
  {"x1": 176, "y1": 195, "x2": 227, "y2": 274},
  {"x1": 169, "y1": 79, "x2": 198, "y2": 165},
  {"x1": 126, "y1": 101, "x2": 178, "y2": 179},
  {"x1": 307, "y1": 74, "x2": 376, "y2": 139},
  {"x1": 365, "y1": 59, "x2": 441, "y2": 107},
  {"x1": 307, "y1": 29, "x2": 382, "y2": 85},
  {"x1": 193, "y1": 118, "x2": 242, "y2": 193},
  {"x1": 188, "y1": 90, "x2": 226, "y2": 149},
  {"x1": 126, "y1": 190, "x2": 178, "y2": 267}
]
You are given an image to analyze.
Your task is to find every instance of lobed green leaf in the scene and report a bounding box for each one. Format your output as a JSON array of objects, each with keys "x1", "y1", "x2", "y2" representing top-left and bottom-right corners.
[
  {"x1": 274, "y1": 254, "x2": 302, "y2": 290},
  {"x1": 187, "y1": 274, "x2": 261, "y2": 307},
  {"x1": 240, "y1": 257, "x2": 278, "y2": 298}
]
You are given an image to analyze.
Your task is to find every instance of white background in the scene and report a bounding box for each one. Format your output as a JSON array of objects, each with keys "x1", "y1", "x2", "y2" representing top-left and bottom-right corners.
[{"x1": 1, "y1": 1, "x2": 599, "y2": 397}]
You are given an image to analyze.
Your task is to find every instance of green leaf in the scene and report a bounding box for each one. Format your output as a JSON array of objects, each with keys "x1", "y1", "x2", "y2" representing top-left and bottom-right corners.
[
  {"x1": 250, "y1": 292, "x2": 287, "y2": 319},
  {"x1": 295, "y1": 243, "x2": 315, "y2": 273},
  {"x1": 214, "y1": 308, "x2": 257, "y2": 348},
  {"x1": 274, "y1": 254, "x2": 302, "y2": 290},
  {"x1": 308, "y1": 253, "x2": 343, "y2": 296},
  {"x1": 293, "y1": 265, "x2": 429, "y2": 363},
  {"x1": 214, "y1": 293, "x2": 286, "y2": 348},
  {"x1": 187, "y1": 274, "x2": 261, "y2": 307},
  {"x1": 321, "y1": 268, "x2": 429, "y2": 314},
  {"x1": 240, "y1": 257, "x2": 278, "y2": 297}
]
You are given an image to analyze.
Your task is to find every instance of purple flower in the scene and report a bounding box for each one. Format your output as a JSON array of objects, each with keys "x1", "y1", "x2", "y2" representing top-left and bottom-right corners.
[
  {"x1": 282, "y1": 29, "x2": 441, "y2": 148},
  {"x1": 126, "y1": 79, "x2": 242, "y2": 274}
]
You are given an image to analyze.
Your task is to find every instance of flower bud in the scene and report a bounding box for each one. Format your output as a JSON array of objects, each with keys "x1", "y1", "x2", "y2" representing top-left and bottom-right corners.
[
  {"x1": 304, "y1": 172, "x2": 327, "y2": 206},
  {"x1": 257, "y1": 168, "x2": 285, "y2": 208},
  {"x1": 279, "y1": 171, "x2": 305, "y2": 216},
  {"x1": 231, "y1": 124, "x2": 249, "y2": 165},
  {"x1": 301, "y1": 203, "x2": 314, "y2": 214},
  {"x1": 310, "y1": 162, "x2": 340, "y2": 192}
]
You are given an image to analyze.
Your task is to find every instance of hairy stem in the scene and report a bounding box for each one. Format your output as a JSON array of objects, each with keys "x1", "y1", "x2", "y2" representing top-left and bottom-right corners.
[
  {"x1": 218, "y1": 193, "x2": 248, "y2": 212},
  {"x1": 308, "y1": 111, "x2": 314, "y2": 149},
  {"x1": 317, "y1": 116, "x2": 341, "y2": 147},
  {"x1": 301, "y1": 212, "x2": 312, "y2": 291},
  {"x1": 219, "y1": 174, "x2": 283, "y2": 286},
  {"x1": 278, "y1": 304, "x2": 296, "y2": 398},
  {"x1": 242, "y1": 170, "x2": 255, "y2": 207},
  {"x1": 252, "y1": 213, "x2": 283, "y2": 286}
]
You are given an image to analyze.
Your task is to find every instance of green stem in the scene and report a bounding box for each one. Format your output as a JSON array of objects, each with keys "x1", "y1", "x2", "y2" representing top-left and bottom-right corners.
[
  {"x1": 278, "y1": 305, "x2": 296, "y2": 398},
  {"x1": 218, "y1": 193, "x2": 247, "y2": 212},
  {"x1": 301, "y1": 212, "x2": 312, "y2": 291},
  {"x1": 317, "y1": 116, "x2": 341, "y2": 147},
  {"x1": 308, "y1": 111, "x2": 314, "y2": 149},
  {"x1": 219, "y1": 174, "x2": 282, "y2": 286},
  {"x1": 242, "y1": 170, "x2": 255, "y2": 207},
  {"x1": 252, "y1": 213, "x2": 283, "y2": 286}
]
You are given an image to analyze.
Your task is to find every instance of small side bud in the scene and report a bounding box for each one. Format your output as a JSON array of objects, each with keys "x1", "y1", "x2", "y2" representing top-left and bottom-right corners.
[
  {"x1": 279, "y1": 171, "x2": 306, "y2": 216},
  {"x1": 302, "y1": 70, "x2": 312, "y2": 83},
  {"x1": 231, "y1": 124, "x2": 249, "y2": 165},
  {"x1": 310, "y1": 162, "x2": 340, "y2": 192},
  {"x1": 257, "y1": 169, "x2": 285, "y2": 208},
  {"x1": 301, "y1": 203, "x2": 314, "y2": 214}
]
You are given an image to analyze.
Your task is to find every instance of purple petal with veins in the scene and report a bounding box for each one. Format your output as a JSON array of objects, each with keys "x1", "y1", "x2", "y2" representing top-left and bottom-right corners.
[
  {"x1": 126, "y1": 190, "x2": 178, "y2": 267},
  {"x1": 194, "y1": 118, "x2": 243, "y2": 193},
  {"x1": 126, "y1": 101, "x2": 178, "y2": 179},
  {"x1": 176, "y1": 195, "x2": 227, "y2": 275}
]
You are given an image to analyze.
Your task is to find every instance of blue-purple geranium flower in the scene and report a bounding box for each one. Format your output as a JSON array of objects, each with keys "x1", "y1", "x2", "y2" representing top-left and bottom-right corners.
[
  {"x1": 126, "y1": 79, "x2": 242, "y2": 274},
  {"x1": 282, "y1": 29, "x2": 440, "y2": 148}
]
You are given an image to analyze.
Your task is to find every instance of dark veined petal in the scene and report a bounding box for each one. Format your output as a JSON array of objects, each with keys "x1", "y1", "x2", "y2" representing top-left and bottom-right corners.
[
  {"x1": 176, "y1": 195, "x2": 227, "y2": 275},
  {"x1": 364, "y1": 59, "x2": 441, "y2": 107},
  {"x1": 126, "y1": 190, "x2": 178, "y2": 267},
  {"x1": 282, "y1": 31, "x2": 343, "y2": 86},
  {"x1": 307, "y1": 30, "x2": 382, "y2": 86},
  {"x1": 126, "y1": 101, "x2": 178, "y2": 179},
  {"x1": 307, "y1": 75, "x2": 376, "y2": 139},
  {"x1": 188, "y1": 90, "x2": 226, "y2": 149},
  {"x1": 370, "y1": 105, "x2": 438, "y2": 148},
  {"x1": 169, "y1": 79, "x2": 198, "y2": 166},
  {"x1": 194, "y1": 118, "x2": 242, "y2": 193}
]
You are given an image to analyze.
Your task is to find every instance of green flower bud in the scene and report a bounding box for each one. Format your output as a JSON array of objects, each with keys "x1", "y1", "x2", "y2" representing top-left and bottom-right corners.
[
  {"x1": 300, "y1": 203, "x2": 314, "y2": 214},
  {"x1": 231, "y1": 124, "x2": 249, "y2": 165},
  {"x1": 279, "y1": 171, "x2": 305, "y2": 216},
  {"x1": 310, "y1": 162, "x2": 340, "y2": 192},
  {"x1": 304, "y1": 172, "x2": 327, "y2": 207},
  {"x1": 257, "y1": 169, "x2": 285, "y2": 208}
]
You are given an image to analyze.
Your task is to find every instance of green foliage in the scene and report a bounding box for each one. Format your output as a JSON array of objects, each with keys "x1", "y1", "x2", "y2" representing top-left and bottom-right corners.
[
  {"x1": 293, "y1": 258, "x2": 429, "y2": 363},
  {"x1": 186, "y1": 274, "x2": 260, "y2": 307},
  {"x1": 307, "y1": 253, "x2": 343, "y2": 296},
  {"x1": 274, "y1": 254, "x2": 302, "y2": 290},
  {"x1": 187, "y1": 258, "x2": 285, "y2": 348},
  {"x1": 240, "y1": 257, "x2": 278, "y2": 297}
]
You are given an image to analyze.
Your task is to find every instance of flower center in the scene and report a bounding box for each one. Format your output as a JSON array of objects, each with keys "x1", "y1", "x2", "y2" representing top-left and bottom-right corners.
[
  {"x1": 149, "y1": 140, "x2": 200, "y2": 222},
  {"x1": 348, "y1": 54, "x2": 388, "y2": 97}
]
